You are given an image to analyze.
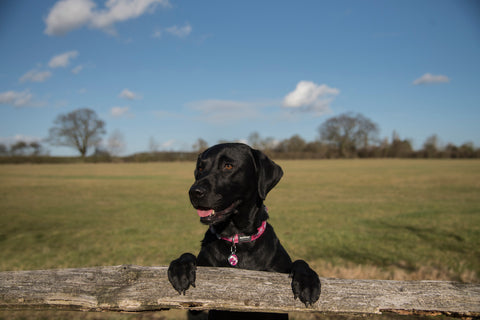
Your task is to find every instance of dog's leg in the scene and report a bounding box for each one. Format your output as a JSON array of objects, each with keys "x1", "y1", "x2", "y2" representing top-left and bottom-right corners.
[
  {"x1": 289, "y1": 260, "x2": 321, "y2": 307},
  {"x1": 168, "y1": 253, "x2": 197, "y2": 295}
]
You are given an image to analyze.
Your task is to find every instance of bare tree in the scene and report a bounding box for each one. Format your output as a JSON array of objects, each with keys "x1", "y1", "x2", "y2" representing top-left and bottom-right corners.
[
  {"x1": 260, "y1": 136, "x2": 278, "y2": 151},
  {"x1": 10, "y1": 141, "x2": 45, "y2": 156},
  {"x1": 389, "y1": 131, "x2": 413, "y2": 158},
  {"x1": 318, "y1": 112, "x2": 379, "y2": 157},
  {"x1": 423, "y1": 134, "x2": 439, "y2": 158},
  {"x1": 193, "y1": 138, "x2": 208, "y2": 153},
  {"x1": 48, "y1": 108, "x2": 106, "y2": 158},
  {"x1": 10, "y1": 141, "x2": 28, "y2": 155},
  {"x1": 149, "y1": 136, "x2": 160, "y2": 154},
  {"x1": 0, "y1": 144, "x2": 7, "y2": 156},
  {"x1": 248, "y1": 132, "x2": 262, "y2": 149},
  {"x1": 107, "y1": 130, "x2": 126, "y2": 157},
  {"x1": 275, "y1": 135, "x2": 307, "y2": 153}
]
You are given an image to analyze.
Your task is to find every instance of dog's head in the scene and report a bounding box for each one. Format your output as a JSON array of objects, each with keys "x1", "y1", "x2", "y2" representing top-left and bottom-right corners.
[{"x1": 189, "y1": 143, "x2": 283, "y2": 225}]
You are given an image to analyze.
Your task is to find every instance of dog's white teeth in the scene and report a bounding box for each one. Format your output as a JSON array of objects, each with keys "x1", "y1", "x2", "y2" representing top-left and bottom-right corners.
[{"x1": 210, "y1": 210, "x2": 215, "y2": 216}]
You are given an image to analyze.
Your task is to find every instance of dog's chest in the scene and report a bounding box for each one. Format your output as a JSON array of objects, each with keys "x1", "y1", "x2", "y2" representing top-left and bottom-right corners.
[{"x1": 215, "y1": 242, "x2": 269, "y2": 270}]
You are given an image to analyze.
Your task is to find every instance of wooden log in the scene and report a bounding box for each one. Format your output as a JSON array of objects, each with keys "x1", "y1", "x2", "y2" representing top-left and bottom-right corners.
[{"x1": 0, "y1": 265, "x2": 479, "y2": 318}]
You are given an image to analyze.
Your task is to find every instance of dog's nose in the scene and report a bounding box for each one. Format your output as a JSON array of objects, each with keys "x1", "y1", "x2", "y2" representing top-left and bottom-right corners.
[{"x1": 189, "y1": 186, "x2": 206, "y2": 200}]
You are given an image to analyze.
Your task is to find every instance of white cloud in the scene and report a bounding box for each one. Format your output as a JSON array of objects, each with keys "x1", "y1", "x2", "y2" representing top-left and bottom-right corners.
[
  {"x1": 119, "y1": 88, "x2": 140, "y2": 100},
  {"x1": 111, "y1": 106, "x2": 131, "y2": 117},
  {"x1": 153, "y1": 23, "x2": 192, "y2": 39},
  {"x1": 45, "y1": 0, "x2": 171, "y2": 36},
  {"x1": 91, "y1": 0, "x2": 171, "y2": 32},
  {"x1": 19, "y1": 69, "x2": 52, "y2": 83},
  {"x1": 0, "y1": 90, "x2": 37, "y2": 107},
  {"x1": 44, "y1": 0, "x2": 95, "y2": 36},
  {"x1": 71, "y1": 65, "x2": 84, "y2": 74},
  {"x1": 161, "y1": 139, "x2": 175, "y2": 149},
  {"x1": 165, "y1": 23, "x2": 192, "y2": 38},
  {"x1": 152, "y1": 28, "x2": 162, "y2": 38},
  {"x1": 18, "y1": 51, "x2": 79, "y2": 83},
  {"x1": 187, "y1": 99, "x2": 266, "y2": 123},
  {"x1": 413, "y1": 73, "x2": 450, "y2": 85},
  {"x1": 282, "y1": 81, "x2": 339, "y2": 116},
  {"x1": 49, "y1": 50, "x2": 79, "y2": 68}
]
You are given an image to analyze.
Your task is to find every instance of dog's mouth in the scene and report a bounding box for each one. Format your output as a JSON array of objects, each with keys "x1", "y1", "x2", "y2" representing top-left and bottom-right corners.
[{"x1": 196, "y1": 201, "x2": 240, "y2": 224}]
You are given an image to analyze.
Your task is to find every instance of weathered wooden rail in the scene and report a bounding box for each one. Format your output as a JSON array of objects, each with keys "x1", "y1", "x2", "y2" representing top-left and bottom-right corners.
[{"x1": 0, "y1": 265, "x2": 479, "y2": 318}]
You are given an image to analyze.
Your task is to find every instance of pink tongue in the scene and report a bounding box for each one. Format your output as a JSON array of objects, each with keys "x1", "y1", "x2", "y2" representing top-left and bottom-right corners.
[{"x1": 197, "y1": 209, "x2": 214, "y2": 218}]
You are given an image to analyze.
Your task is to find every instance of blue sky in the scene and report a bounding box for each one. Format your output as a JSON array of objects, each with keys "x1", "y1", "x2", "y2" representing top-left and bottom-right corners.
[{"x1": 1, "y1": 0, "x2": 479, "y2": 156}]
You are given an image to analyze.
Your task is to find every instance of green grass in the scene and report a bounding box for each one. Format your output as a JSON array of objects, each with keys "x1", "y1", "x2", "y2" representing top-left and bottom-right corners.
[
  {"x1": 0, "y1": 160, "x2": 479, "y2": 281},
  {"x1": 0, "y1": 163, "x2": 200, "y2": 271},
  {"x1": 270, "y1": 160, "x2": 480, "y2": 281},
  {"x1": 0, "y1": 160, "x2": 479, "y2": 319}
]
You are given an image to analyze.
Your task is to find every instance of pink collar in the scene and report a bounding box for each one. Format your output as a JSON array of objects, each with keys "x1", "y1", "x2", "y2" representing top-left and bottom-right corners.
[{"x1": 213, "y1": 220, "x2": 267, "y2": 244}]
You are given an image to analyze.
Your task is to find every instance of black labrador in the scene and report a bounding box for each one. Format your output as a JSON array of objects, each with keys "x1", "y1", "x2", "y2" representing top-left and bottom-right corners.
[{"x1": 168, "y1": 143, "x2": 320, "y2": 319}]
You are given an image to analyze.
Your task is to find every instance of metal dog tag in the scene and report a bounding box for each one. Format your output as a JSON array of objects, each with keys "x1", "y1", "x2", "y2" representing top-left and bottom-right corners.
[
  {"x1": 228, "y1": 244, "x2": 238, "y2": 266},
  {"x1": 228, "y1": 253, "x2": 238, "y2": 266}
]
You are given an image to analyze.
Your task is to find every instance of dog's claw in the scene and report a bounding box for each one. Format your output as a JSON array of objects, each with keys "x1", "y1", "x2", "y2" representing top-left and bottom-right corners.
[
  {"x1": 168, "y1": 253, "x2": 197, "y2": 295},
  {"x1": 290, "y1": 260, "x2": 321, "y2": 308}
]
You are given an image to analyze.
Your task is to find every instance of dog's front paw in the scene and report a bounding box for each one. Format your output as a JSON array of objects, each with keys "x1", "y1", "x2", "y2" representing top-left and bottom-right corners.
[
  {"x1": 290, "y1": 260, "x2": 321, "y2": 307},
  {"x1": 168, "y1": 253, "x2": 197, "y2": 295}
]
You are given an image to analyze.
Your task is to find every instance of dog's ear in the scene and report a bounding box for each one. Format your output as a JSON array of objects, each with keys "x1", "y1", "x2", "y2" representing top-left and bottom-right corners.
[{"x1": 251, "y1": 149, "x2": 283, "y2": 200}]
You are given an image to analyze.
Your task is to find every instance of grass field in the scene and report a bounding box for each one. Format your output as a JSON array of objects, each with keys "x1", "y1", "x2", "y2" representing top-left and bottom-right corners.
[{"x1": 1, "y1": 160, "x2": 479, "y2": 319}]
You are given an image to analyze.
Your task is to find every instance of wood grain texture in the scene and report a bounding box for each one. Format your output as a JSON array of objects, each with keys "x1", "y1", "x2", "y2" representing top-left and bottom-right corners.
[{"x1": 0, "y1": 265, "x2": 478, "y2": 318}]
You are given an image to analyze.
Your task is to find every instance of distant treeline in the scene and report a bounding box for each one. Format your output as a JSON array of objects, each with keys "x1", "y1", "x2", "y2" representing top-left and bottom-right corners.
[
  {"x1": 1, "y1": 112, "x2": 478, "y2": 163},
  {"x1": 0, "y1": 150, "x2": 198, "y2": 164},
  {"x1": 253, "y1": 134, "x2": 480, "y2": 160},
  {"x1": 1, "y1": 136, "x2": 479, "y2": 164}
]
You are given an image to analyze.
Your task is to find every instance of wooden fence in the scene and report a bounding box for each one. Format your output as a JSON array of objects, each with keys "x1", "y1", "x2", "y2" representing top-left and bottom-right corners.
[{"x1": 0, "y1": 265, "x2": 479, "y2": 318}]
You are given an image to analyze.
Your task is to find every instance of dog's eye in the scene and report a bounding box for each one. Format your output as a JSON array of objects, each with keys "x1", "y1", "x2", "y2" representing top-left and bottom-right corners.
[
  {"x1": 224, "y1": 163, "x2": 234, "y2": 170},
  {"x1": 197, "y1": 167, "x2": 204, "y2": 172}
]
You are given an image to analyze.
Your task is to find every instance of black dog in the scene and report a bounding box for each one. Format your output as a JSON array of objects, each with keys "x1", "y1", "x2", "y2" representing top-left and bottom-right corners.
[{"x1": 168, "y1": 143, "x2": 320, "y2": 319}]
